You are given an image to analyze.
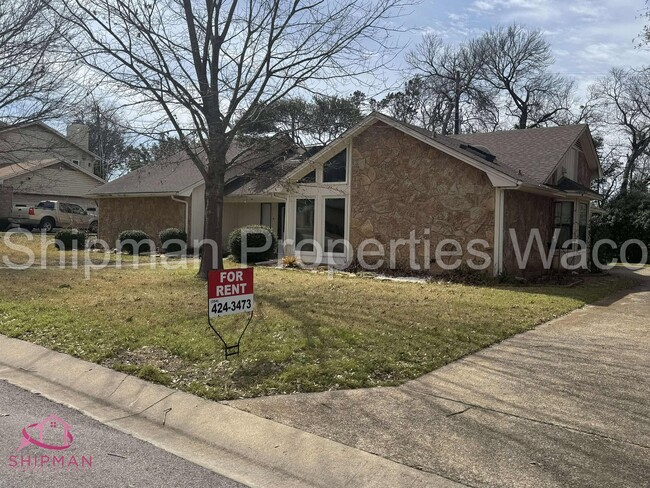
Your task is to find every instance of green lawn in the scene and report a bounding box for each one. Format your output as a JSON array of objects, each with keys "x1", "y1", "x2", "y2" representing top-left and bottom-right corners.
[{"x1": 0, "y1": 241, "x2": 637, "y2": 400}]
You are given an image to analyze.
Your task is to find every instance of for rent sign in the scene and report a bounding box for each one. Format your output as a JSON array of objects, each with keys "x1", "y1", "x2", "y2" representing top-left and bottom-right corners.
[{"x1": 208, "y1": 268, "x2": 254, "y2": 317}]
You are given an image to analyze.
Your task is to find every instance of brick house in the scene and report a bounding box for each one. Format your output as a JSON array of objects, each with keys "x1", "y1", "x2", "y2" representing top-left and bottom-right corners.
[{"x1": 93, "y1": 112, "x2": 602, "y2": 275}]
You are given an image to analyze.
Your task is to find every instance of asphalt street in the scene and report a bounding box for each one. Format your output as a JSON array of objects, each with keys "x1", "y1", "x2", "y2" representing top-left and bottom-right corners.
[{"x1": 0, "y1": 380, "x2": 246, "y2": 488}]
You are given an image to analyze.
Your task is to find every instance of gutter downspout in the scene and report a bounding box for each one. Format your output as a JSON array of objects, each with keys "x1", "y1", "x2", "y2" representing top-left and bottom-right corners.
[
  {"x1": 493, "y1": 188, "x2": 505, "y2": 277},
  {"x1": 171, "y1": 195, "x2": 189, "y2": 237}
]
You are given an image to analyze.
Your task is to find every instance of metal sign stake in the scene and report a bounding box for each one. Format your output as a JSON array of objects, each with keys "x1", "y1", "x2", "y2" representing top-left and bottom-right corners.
[{"x1": 207, "y1": 310, "x2": 253, "y2": 358}]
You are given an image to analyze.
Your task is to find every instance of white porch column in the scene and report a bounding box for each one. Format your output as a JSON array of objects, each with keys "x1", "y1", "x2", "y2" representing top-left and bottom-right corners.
[{"x1": 493, "y1": 188, "x2": 506, "y2": 276}]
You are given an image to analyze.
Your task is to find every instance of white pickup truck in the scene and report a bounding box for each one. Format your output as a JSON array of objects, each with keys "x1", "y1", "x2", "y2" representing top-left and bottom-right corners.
[{"x1": 9, "y1": 201, "x2": 98, "y2": 233}]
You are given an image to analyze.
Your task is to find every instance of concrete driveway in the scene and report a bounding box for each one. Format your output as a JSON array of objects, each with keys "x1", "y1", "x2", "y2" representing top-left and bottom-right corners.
[{"x1": 231, "y1": 268, "x2": 650, "y2": 487}]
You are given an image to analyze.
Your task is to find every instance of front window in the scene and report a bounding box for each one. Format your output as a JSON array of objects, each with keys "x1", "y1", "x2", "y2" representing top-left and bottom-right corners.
[
  {"x1": 324, "y1": 198, "x2": 346, "y2": 253},
  {"x1": 295, "y1": 199, "x2": 315, "y2": 251},
  {"x1": 578, "y1": 203, "x2": 588, "y2": 243},
  {"x1": 323, "y1": 149, "x2": 346, "y2": 183},
  {"x1": 554, "y1": 201, "x2": 574, "y2": 247}
]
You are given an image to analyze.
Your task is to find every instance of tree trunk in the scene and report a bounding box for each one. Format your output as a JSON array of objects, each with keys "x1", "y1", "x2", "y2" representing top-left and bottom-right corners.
[
  {"x1": 454, "y1": 70, "x2": 461, "y2": 135},
  {"x1": 620, "y1": 155, "x2": 634, "y2": 196},
  {"x1": 198, "y1": 156, "x2": 226, "y2": 280},
  {"x1": 517, "y1": 106, "x2": 527, "y2": 129}
]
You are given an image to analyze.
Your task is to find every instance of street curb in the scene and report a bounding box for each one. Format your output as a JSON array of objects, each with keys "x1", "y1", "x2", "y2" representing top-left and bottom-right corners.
[{"x1": 0, "y1": 335, "x2": 461, "y2": 488}]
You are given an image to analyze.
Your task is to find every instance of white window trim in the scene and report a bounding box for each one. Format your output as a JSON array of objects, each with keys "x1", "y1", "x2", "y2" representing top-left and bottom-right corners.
[
  {"x1": 553, "y1": 197, "x2": 591, "y2": 250},
  {"x1": 284, "y1": 144, "x2": 352, "y2": 264}
]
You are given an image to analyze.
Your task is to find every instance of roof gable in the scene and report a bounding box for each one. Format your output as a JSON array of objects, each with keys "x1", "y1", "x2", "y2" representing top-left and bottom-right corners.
[{"x1": 0, "y1": 122, "x2": 101, "y2": 161}]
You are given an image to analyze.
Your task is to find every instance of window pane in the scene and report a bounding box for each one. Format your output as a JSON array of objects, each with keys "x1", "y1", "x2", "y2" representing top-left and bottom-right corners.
[
  {"x1": 323, "y1": 149, "x2": 346, "y2": 183},
  {"x1": 324, "y1": 198, "x2": 346, "y2": 253},
  {"x1": 295, "y1": 199, "x2": 315, "y2": 251},
  {"x1": 559, "y1": 225, "x2": 573, "y2": 247},
  {"x1": 554, "y1": 202, "x2": 574, "y2": 247},
  {"x1": 579, "y1": 203, "x2": 588, "y2": 225},
  {"x1": 260, "y1": 203, "x2": 272, "y2": 227},
  {"x1": 298, "y1": 170, "x2": 316, "y2": 183},
  {"x1": 561, "y1": 202, "x2": 573, "y2": 224}
]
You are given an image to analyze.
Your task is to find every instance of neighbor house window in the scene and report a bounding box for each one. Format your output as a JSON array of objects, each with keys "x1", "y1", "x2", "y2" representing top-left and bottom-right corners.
[
  {"x1": 323, "y1": 149, "x2": 347, "y2": 183},
  {"x1": 324, "y1": 198, "x2": 346, "y2": 253},
  {"x1": 554, "y1": 201, "x2": 574, "y2": 247},
  {"x1": 295, "y1": 199, "x2": 315, "y2": 251},
  {"x1": 72, "y1": 159, "x2": 79, "y2": 165},
  {"x1": 260, "y1": 203, "x2": 272, "y2": 227},
  {"x1": 578, "y1": 203, "x2": 588, "y2": 243}
]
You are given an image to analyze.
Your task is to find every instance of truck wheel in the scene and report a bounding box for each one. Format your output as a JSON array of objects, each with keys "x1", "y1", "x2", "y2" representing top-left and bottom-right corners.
[
  {"x1": 88, "y1": 221, "x2": 98, "y2": 234},
  {"x1": 40, "y1": 218, "x2": 55, "y2": 233}
]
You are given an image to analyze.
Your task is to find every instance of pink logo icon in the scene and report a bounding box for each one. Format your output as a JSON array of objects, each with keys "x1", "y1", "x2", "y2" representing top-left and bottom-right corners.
[{"x1": 17, "y1": 414, "x2": 74, "y2": 452}]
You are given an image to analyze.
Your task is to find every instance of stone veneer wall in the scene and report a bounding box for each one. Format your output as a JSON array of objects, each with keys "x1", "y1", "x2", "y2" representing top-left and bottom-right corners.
[
  {"x1": 502, "y1": 190, "x2": 555, "y2": 276},
  {"x1": 350, "y1": 122, "x2": 495, "y2": 272},
  {"x1": 98, "y1": 196, "x2": 186, "y2": 248}
]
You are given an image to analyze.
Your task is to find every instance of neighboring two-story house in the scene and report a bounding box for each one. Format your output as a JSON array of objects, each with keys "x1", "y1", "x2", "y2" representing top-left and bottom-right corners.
[{"x1": 0, "y1": 122, "x2": 105, "y2": 214}]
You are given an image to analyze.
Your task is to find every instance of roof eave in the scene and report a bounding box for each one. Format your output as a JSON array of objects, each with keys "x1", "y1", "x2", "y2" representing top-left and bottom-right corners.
[{"x1": 90, "y1": 191, "x2": 180, "y2": 198}]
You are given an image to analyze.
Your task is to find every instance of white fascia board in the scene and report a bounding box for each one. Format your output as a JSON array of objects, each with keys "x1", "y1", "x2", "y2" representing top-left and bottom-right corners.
[
  {"x1": 92, "y1": 192, "x2": 179, "y2": 198},
  {"x1": 224, "y1": 194, "x2": 286, "y2": 203},
  {"x1": 178, "y1": 179, "x2": 205, "y2": 197},
  {"x1": 583, "y1": 126, "x2": 603, "y2": 179},
  {"x1": 517, "y1": 183, "x2": 602, "y2": 201}
]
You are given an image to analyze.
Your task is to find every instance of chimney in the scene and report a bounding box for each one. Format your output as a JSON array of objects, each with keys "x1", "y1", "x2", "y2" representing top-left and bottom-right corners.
[{"x1": 66, "y1": 124, "x2": 89, "y2": 151}]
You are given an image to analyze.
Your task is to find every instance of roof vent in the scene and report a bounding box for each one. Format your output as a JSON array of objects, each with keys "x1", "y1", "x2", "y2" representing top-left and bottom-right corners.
[{"x1": 459, "y1": 143, "x2": 496, "y2": 163}]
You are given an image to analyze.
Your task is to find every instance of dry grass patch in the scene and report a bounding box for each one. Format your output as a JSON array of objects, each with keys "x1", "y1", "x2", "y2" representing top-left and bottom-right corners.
[{"x1": 0, "y1": 263, "x2": 636, "y2": 400}]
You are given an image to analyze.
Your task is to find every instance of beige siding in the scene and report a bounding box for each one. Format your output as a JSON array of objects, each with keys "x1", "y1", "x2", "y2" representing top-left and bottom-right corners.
[
  {"x1": 4, "y1": 164, "x2": 103, "y2": 198},
  {"x1": 223, "y1": 202, "x2": 262, "y2": 249},
  {"x1": 0, "y1": 125, "x2": 95, "y2": 171},
  {"x1": 190, "y1": 186, "x2": 205, "y2": 243}
]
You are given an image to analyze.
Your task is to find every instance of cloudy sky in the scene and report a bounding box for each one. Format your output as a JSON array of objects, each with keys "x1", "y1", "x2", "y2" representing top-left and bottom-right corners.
[{"x1": 392, "y1": 0, "x2": 649, "y2": 93}]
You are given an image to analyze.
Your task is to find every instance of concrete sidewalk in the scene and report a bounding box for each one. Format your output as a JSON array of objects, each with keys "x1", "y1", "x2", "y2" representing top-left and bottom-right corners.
[
  {"x1": 0, "y1": 337, "x2": 459, "y2": 488},
  {"x1": 232, "y1": 268, "x2": 650, "y2": 487}
]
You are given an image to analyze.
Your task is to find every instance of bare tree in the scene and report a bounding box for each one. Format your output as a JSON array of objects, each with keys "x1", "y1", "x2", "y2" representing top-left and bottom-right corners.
[
  {"x1": 57, "y1": 0, "x2": 404, "y2": 278},
  {"x1": 68, "y1": 100, "x2": 139, "y2": 179},
  {"x1": 0, "y1": 0, "x2": 74, "y2": 125},
  {"x1": 477, "y1": 24, "x2": 574, "y2": 129},
  {"x1": 406, "y1": 33, "x2": 495, "y2": 134},
  {"x1": 591, "y1": 67, "x2": 650, "y2": 195}
]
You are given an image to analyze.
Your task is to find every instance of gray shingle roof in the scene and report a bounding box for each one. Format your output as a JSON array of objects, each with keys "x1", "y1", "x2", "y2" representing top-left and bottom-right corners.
[
  {"x1": 93, "y1": 138, "x2": 297, "y2": 196},
  {"x1": 448, "y1": 125, "x2": 587, "y2": 185}
]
